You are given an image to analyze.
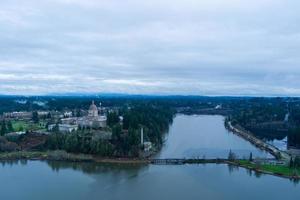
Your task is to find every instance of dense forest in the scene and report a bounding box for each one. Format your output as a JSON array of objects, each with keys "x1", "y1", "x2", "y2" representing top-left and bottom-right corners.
[
  {"x1": 229, "y1": 98, "x2": 300, "y2": 146},
  {"x1": 0, "y1": 95, "x2": 239, "y2": 113},
  {"x1": 43, "y1": 104, "x2": 174, "y2": 157},
  {"x1": 2, "y1": 95, "x2": 300, "y2": 149}
]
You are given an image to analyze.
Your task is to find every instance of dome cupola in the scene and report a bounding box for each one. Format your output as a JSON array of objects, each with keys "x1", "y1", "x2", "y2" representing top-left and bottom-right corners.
[{"x1": 88, "y1": 101, "x2": 98, "y2": 117}]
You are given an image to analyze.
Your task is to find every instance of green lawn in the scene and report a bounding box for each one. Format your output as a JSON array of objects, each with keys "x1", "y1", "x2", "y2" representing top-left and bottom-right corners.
[
  {"x1": 12, "y1": 120, "x2": 29, "y2": 131},
  {"x1": 237, "y1": 160, "x2": 300, "y2": 177},
  {"x1": 11, "y1": 120, "x2": 46, "y2": 132},
  {"x1": 260, "y1": 164, "x2": 300, "y2": 176}
]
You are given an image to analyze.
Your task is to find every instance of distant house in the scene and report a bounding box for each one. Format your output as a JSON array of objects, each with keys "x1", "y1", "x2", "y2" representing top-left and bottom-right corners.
[
  {"x1": 6, "y1": 131, "x2": 26, "y2": 137},
  {"x1": 37, "y1": 111, "x2": 49, "y2": 117},
  {"x1": 253, "y1": 158, "x2": 286, "y2": 166},
  {"x1": 3, "y1": 112, "x2": 32, "y2": 119},
  {"x1": 143, "y1": 142, "x2": 152, "y2": 152},
  {"x1": 61, "y1": 117, "x2": 77, "y2": 125},
  {"x1": 64, "y1": 111, "x2": 73, "y2": 118},
  {"x1": 215, "y1": 104, "x2": 222, "y2": 109},
  {"x1": 47, "y1": 124, "x2": 57, "y2": 131},
  {"x1": 50, "y1": 111, "x2": 64, "y2": 119}
]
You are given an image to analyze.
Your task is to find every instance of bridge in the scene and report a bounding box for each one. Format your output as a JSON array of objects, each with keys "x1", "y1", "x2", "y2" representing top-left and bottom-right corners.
[{"x1": 150, "y1": 158, "x2": 231, "y2": 165}]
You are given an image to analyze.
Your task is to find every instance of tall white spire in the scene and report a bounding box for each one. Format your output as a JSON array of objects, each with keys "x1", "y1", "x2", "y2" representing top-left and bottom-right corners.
[{"x1": 141, "y1": 127, "x2": 144, "y2": 145}]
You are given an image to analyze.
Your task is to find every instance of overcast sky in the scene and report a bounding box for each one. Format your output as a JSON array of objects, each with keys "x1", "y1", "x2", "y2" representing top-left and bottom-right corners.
[{"x1": 0, "y1": 0, "x2": 300, "y2": 96}]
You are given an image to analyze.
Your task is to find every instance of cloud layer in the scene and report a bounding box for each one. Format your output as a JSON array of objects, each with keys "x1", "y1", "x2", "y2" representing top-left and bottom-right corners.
[{"x1": 0, "y1": 0, "x2": 300, "y2": 96}]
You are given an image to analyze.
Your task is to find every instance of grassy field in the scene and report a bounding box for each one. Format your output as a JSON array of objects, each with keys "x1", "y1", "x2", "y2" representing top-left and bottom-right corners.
[
  {"x1": 12, "y1": 120, "x2": 29, "y2": 131},
  {"x1": 237, "y1": 160, "x2": 300, "y2": 177},
  {"x1": 11, "y1": 120, "x2": 46, "y2": 132}
]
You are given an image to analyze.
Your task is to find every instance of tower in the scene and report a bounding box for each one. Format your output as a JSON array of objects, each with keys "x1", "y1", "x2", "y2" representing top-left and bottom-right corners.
[
  {"x1": 88, "y1": 101, "x2": 99, "y2": 117},
  {"x1": 140, "y1": 127, "x2": 144, "y2": 145}
]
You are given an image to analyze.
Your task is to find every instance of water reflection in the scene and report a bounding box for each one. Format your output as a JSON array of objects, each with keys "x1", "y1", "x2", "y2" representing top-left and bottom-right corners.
[
  {"x1": 43, "y1": 161, "x2": 298, "y2": 185},
  {"x1": 1, "y1": 159, "x2": 299, "y2": 187},
  {"x1": 158, "y1": 115, "x2": 270, "y2": 158},
  {"x1": 47, "y1": 160, "x2": 148, "y2": 175},
  {"x1": 1, "y1": 115, "x2": 300, "y2": 200}
]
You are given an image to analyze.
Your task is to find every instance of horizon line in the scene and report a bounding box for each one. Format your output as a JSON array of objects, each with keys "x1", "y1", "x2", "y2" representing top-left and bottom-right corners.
[{"x1": 0, "y1": 93, "x2": 299, "y2": 98}]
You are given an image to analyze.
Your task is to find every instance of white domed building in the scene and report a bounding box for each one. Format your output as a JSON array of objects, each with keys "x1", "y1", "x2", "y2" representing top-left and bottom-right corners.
[
  {"x1": 88, "y1": 101, "x2": 99, "y2": 117},
  {"x1": 77, "y1": 101, "x2": 107, "y2": 129}
]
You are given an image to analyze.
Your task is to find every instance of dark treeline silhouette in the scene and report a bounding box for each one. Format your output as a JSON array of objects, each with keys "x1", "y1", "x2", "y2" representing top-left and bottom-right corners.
[{"x1": 2, "y1": 95, "x2": 300, "y2": 147}]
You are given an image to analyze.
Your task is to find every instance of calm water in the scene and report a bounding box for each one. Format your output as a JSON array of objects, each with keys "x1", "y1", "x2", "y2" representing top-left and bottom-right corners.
[
  {"x1": 1, "y1": 115, "x2": 300, "y2": 200},
  {"x1": 158, "y1": 115, "x2": 269, "y2": 159}
]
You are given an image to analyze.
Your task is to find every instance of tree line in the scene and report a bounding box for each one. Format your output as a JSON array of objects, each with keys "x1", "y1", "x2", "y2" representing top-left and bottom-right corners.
[{"x1": 43, "y1": 104, "x2": 174, "y2": 157}]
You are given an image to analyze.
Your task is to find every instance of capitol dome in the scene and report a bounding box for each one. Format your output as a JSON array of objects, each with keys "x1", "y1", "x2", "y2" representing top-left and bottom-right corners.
[{"x1": 88, "y1": 101, "x2": 99, "y2": 117}]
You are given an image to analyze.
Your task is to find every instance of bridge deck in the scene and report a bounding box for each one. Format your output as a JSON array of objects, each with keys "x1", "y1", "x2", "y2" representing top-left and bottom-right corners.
[{"x1": 150, "y1": 158, "x2": 231, "y2": 165}]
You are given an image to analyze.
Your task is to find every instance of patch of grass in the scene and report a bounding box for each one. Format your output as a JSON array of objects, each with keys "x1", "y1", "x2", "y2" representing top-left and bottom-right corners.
[
  {"x1": 11, "y1": 120, "x2": 46, "y2": 132},
  {"x1": 12, "y1": 120, "x2": 29, "y2": 131},
  {"x1": 238, "y1": 160, "x2": 253, "y2": 166},
  {"x1": 260, "y1": 165, "x2": 300, "y2": 176},
  {"x1": 236, "y1": 160, "x2": 300, "y2": 177}
]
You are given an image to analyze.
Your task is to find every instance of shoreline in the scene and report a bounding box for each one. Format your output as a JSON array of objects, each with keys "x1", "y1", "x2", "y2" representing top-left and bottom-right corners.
[
  {"x1": 226, "y1": 160, "x2": 300, "y2": 180},
  {"x1": 0, "y1": 151, "x2": 299, "y2": 180},
  {"x1": 0, "y1": 151, "x2": 151, "y2": 164},
  {"x1": 0, "y1": 115, "x2": 298, "y2": 180},
  {"x1": 225, "y1": 120, "x2": 291, "y2": 161}
]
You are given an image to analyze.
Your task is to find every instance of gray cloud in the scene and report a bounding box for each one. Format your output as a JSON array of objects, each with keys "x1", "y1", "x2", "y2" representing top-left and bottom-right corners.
[{"x1": 0, "y1": 0, "x2": 300, "y2": 95}]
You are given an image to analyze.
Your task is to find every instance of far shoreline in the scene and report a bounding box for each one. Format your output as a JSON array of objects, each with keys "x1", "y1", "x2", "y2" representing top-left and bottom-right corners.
[{"x1": 0, "y1": 150, "x2": 299, "y2": 181}]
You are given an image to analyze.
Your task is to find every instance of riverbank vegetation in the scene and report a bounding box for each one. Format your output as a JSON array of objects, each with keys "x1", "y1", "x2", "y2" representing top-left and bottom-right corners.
[
  {"x1": 0, "y1": 151, "x2": 93, "y2": 162},
  {"x1": 2, "y1": 95, "x2": 300, "y2": 159},
  {"x1": 0, "y1": 103, "x2": 174, "y2": 158},
  {"x1": 44, "y1": 104, "x2": 174, "y2": 157},
  {"x1": 235, "y1": 160, "x2": 300, "y2": 179},
  {"x1": 1, "y1": 150, "x2": 299, "y2": 180}
]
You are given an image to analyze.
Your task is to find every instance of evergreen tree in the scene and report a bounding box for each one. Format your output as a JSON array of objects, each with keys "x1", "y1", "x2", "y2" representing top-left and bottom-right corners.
[
  {"x1": 107, "y1": 112, "x2": 119, "y2": 127},
  {"x1": 1, "y1": 120, "x2": 7, "y2": 136},
  {"x1": 18, "y1": 126, "x2": 24, "y2": 132},
  {"x1": 294, "y1": 156, "x2": 300, "y2": 168},
  {"x1": 289, "y1": 157, "x2": 294, "y2": 168},
  {"x1": 7, "y1": 121, "x2": 14, "y2": 132},
  {"x1": 76, "y1": 109, "x2": 81, "y2": 117},
  {"x1": 112, "y1": 124, "x2": 122, "y2": 141},
  {"x1": 249, "y1": 152, "x2": 253, "y2": 162},
  {"x1": 47, "y1": 112, "x2": 52, "y2": 119},
  {"x1": 32, "y1": 111, "x2": 39, "y2": 123},
  {"x1": 228, "y1": 150, "x2": 236, "y2": 161}
]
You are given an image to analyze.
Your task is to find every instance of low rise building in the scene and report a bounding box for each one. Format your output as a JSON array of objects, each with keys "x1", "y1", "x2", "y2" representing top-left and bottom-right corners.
[
  {"x1": 61, "y1": 117, "x2": 77, "y2": 125},
  {"x1": 47, "y1": 124, "x2": 57, "y2": 131},
  {"x1": 6, "y1": 131, "x2": 26, "y2": 137},
  {"x1": 3, "y1": 111, "x2": 32, "y2": 119},
  {"x1": 64, "y1": 111, "x2": 73, "y2": 118},
  {"x1": 58, "y1": 124, "x2": 78, "y2": 133},
  {"x1": 37, "y1": 111, "x2": 49, "y2": 117},
  {"x1": 143, "y1": 142, "x2": 152, "y2": 152}
]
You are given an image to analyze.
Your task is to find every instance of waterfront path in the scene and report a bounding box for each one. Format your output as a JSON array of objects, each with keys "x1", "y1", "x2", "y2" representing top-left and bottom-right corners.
[{"x1": 227, "y1": 121, "x2": 291, "y2": 161}]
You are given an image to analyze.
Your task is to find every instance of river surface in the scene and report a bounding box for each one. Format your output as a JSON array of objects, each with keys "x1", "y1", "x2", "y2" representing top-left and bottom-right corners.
[
  {"x1": 158, "y1": 115, "x2": 269, "y2": 158},
  {"x1": 1, "y1": 115, "x2": 300, "y2": 200}
]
